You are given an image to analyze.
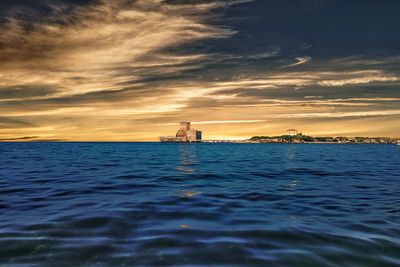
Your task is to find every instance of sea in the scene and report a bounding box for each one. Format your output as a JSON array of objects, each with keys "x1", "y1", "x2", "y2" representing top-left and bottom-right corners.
[{"x1": 0, "y1": 142, "x2": 399, "y2": 266}]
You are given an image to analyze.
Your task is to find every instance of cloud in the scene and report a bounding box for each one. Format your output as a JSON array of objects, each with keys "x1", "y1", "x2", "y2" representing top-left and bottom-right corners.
[
  {"x1": 223, "y1": 47, "x2": 282, "y2": 60},
  {"x1": 162, "y1": 119, "x2": 266, "y2": 125},
  {"x1": 0, "y1": 86, "x2": 57, "y2": 101},
  {"x1": 283, "y1": 56, "x2": 312, "y2": 68},
  {"x1": 228, "y1": 0, "x2": 256, "y2": 5},
  {"x1": 265, "y1": 110, "x2": 400, "y2": 119},
  {"x1": 209, "y1": 70, "x2": 400, "y2": 99},
  {"x1": 0, "y1": 0, "x2": 234, "y2": 99},
  {"x1": 318, "y1": 75, "x2": 399, "y2": 87},
  {"x1": 0, "y1": 136, "x2": 38, "y2": 141},
  {"x1": 0, "y1": 117, "x2": 37, "y2": 128}
]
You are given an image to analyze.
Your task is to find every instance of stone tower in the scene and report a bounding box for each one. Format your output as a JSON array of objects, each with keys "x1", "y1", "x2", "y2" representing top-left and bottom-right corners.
[{"x1": 180, "y1": 122, "x2": 191, "y2": 131}]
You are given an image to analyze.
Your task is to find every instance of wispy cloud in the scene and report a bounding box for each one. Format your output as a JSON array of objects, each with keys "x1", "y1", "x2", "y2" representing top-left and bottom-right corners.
[
  {"x1": 318, "y1": 75, "x2": 399, "y2": 86},
  {"x1": 283, "y1": 56, "x2": 312, "y2": 68},
  {"x1": 265, "y1": 110, "x2": 400, "y2": 118},
  {"x1": 161, "y1": 120, "x2": 266, "y2": 126},
  {"x1": 0, "y1": 117, "x2": 37, "y2": 128},
  {"x1": 0, "y1": 136, "x2": 38, "y2": 141},
  {"x1": 0, "y1": 0, "x2": 233, "y2": 99}
]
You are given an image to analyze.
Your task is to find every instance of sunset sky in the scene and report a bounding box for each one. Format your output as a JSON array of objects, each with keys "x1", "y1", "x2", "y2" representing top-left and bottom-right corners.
[{"x1": 1, "y1": 0, "x2": 400, "y2": 141}]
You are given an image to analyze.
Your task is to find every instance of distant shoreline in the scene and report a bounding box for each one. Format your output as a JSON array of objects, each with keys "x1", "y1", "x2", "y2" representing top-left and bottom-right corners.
[
  {"x1": 202, "y1": 141, "x2": 399, "y2": 144},
  {"x1": 247, "y1": 134, "x2": 399, "y2": 144},
  {"x1": 0, "y1": 139, "x2": 399, "y2": 144}
]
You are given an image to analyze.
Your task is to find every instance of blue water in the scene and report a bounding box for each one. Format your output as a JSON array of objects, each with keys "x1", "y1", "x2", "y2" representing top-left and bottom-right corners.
[{"x1": 0, "y1": 143, "x2": 399, "y2": 266}]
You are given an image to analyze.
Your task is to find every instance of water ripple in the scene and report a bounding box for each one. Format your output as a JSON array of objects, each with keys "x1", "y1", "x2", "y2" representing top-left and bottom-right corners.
[{"x1": 0, "y1": 143, "x2": 399, "y2": 266}]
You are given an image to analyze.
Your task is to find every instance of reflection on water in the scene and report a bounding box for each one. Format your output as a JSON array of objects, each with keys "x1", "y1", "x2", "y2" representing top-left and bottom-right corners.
[
  {"x1": 175, "y1": 144, "x2": 198, "y2": 175},
  {"x1": 0, "y1": 143, "x2": 399, "y2": 266},
  {"x1": 175, "y1": 189, "x2": 202, "y2": 198},
  {"x1": 286, "y1": 179, "x2": 297, "y2": 196},
  {"x1": 175, "y1": 144, "x2": 202, "y2": 199}
]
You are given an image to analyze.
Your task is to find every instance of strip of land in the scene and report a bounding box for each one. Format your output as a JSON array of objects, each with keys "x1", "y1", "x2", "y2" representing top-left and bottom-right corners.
[
  {"x1": 203, "y1": 135, "x2": 399, "y2": 144},
  {"x1": 247, "y1": 135, "x2": 398, "y2": 144}
]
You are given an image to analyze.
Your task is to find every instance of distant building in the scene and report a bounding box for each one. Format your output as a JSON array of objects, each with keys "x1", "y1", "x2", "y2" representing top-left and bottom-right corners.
[
  {"x1": 160, "y1": 122, "x2": 202, "y2": 142},
  {"x1": 287, "y1": 129, "x2": 298, "y2": 136}
]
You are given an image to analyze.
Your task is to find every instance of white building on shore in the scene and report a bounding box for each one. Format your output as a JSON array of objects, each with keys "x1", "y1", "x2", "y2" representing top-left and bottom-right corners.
[{"x1": 287, "y1": 129, "x2": 298, "y2": 136}]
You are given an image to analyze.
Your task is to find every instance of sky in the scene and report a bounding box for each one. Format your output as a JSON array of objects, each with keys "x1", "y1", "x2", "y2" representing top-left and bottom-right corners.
[{"x1": 0, "y1": 0, "x2": 400, "y2": 141}]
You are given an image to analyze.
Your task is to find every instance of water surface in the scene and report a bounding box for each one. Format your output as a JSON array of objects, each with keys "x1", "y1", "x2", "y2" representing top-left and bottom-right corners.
[{"x1": 1, "y1": 143, "x2": 399, "y2": 266}]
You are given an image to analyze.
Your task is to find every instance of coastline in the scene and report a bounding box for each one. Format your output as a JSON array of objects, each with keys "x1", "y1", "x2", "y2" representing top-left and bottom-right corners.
[{"x1": 1, "y1": 140, "x2": 398, "y2": 144}]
